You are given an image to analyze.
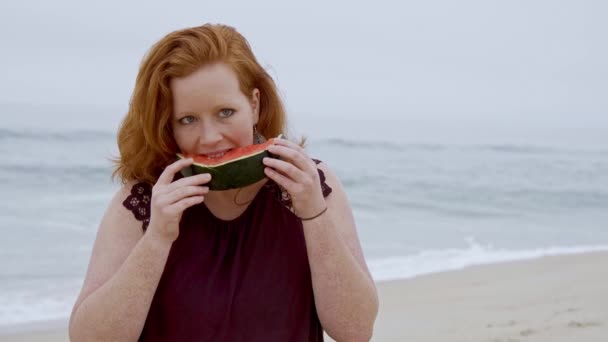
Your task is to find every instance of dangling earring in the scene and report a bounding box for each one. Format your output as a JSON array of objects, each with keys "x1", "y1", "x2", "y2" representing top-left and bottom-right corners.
[{"x1": 253, "y1": 125, "x2": 266, "y2": 144}]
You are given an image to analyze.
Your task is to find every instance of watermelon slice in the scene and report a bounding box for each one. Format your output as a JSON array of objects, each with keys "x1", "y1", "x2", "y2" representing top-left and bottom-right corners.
[{"x1": 176, "y1": 137, "x2": 280, "y2": 190}]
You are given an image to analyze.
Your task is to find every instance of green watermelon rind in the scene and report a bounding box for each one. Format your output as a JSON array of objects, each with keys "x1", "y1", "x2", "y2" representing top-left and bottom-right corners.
[{"x1": 176, "y1": 149, "x2": 278, "y2": 191}]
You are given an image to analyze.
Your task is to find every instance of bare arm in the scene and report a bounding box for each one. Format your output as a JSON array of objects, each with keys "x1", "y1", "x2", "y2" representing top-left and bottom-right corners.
[
  {"x1": 69, "y1": 159, "x2": 210, "y2": 341},
  {"x1": 263, "y1": 140, "x2": 379, "y2": 341},
  {"x1": 68, "y1": 185, "x2": 173, "y2": 341},
  {"x1": 303, "y1": 163, "x2": 379, "y2": 342}
]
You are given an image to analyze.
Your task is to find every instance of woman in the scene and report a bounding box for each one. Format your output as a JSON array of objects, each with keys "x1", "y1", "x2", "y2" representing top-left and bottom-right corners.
[{"x1": 69, "y1": 24, "x2": 378, "y2": 341}]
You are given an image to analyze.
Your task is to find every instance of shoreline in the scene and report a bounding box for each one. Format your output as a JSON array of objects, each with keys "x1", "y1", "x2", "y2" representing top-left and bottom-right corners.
[
  {"x1": 369, "y1": 250, "x2": 608, "y2": 341},
  {"x1": 3, "y1": 251, "x2": 607, "y2": 341}
]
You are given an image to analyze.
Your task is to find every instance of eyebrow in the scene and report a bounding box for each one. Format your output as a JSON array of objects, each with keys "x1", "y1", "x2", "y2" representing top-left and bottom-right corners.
[
  {"x1": 175, "y1": 104, "x2": 233, "y2": 118},
  {"x1": 176, "y1": 111, "x2": 198, "y2": 117}
]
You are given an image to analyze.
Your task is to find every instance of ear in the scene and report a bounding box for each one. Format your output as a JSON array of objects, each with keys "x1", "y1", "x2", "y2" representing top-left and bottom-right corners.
[{"x1": 251, "y1": 88, "x2": 260, "y2": 124}]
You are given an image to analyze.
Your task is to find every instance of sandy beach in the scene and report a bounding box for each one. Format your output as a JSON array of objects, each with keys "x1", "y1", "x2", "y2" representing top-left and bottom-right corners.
[
  {"x1": 369, "y1": 251, "x2": 608, "y2": 342},
  {"x1": 2, "y1": 251, "x2": 607, "y2": 341}
]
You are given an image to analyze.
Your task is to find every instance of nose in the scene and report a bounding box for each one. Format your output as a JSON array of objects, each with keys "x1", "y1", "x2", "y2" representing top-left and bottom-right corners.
[{"x1": 197, "y1": 119, "x2": 223, "y2": 146}]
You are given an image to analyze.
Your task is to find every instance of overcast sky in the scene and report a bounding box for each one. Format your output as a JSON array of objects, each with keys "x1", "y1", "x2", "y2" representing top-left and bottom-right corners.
[{"x1": 1, "y1": 0, "x2": 606, "y2": 144}]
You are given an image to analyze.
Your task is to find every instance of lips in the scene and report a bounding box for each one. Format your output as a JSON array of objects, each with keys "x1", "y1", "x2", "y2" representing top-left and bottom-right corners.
[{"x1": 201, "y1": 148, "x2": 232, "y2": 159}]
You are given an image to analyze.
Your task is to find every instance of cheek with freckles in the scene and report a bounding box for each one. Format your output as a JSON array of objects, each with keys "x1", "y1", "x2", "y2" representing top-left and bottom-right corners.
[
  {"x1": 172, "y1": 127, "x2": 201, "y2": 154},
  {"x1": 232, "y1": 123, "x2": 254, "y2": 147}
]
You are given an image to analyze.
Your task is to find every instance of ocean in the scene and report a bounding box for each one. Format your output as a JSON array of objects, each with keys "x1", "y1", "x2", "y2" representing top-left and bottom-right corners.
[{"x1": 1, "y1": 108, "x2": 608, "y2": 329}]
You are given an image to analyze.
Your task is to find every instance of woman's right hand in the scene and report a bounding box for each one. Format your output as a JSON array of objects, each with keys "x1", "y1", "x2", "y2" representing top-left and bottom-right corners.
[{"x1": 147, "y1": 158, "x2": 211, "y2": 243}]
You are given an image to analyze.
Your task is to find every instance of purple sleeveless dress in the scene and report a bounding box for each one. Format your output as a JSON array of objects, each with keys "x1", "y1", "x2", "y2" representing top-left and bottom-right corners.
[{"x1": 123, "y1": 161, "x2": 332, "y2": 341}]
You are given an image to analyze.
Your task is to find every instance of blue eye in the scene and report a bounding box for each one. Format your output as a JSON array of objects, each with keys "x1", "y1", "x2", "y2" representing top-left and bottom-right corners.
[
  {"x1": 219, "y1": 109, "x2": 235, "y2": 118},
  {"x1": 179, "y1": 116, "x2": 196, "y2": 125}
]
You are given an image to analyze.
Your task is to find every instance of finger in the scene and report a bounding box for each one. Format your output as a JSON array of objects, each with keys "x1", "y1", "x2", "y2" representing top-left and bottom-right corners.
[
  {"x1": 168, "y1": 173, "x2": 212, "y2": 191},
  {"x1": 272, "y1": 137, "x2": 307, "y2": 154},
  {"x1": 165, "y1": 185, "x2": 209, "y2": 205},
  {"x1": 264, "y1": 167, "x2": 298, "y2": 193},
  {"x1": 170, "y1": 195, "x2": 206, "y2": 213},
  {"x1": 158, "y1": 158, "x2": 194, "y2": 185},
  {"x1": 263, "y1": 157, "x2": 307, "y2": 182},
  {"x1": 271, "y1": 139, "x2": 310, "y2": 161},
  {"x1": 267, "y1": 144, "x2": 316, "y2": 172}
]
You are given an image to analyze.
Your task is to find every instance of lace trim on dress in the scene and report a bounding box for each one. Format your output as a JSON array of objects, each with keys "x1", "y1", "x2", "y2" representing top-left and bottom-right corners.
[{"x1": 122, "y1": 182, "x2": 152, "y2": 231}]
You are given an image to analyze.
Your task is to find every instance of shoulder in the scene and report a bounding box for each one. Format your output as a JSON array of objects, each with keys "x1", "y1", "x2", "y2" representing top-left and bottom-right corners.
[
  {"x1": 97, "y1": 180, "x2": 150, "y2": 248},
  {"x1": 95, "y1": 180, "x2": 152, "y2": 237},
  {"x1": 89, "y1": 180, "x2": 150, "y2": 274},
  {"x1": 313, "y1": 159, "x2": 332, "y2": 179},
  {"x1": 312, "y1": 160, "x2": 352, "y2": 214},
  {"x1": 312, "y1": 159, "x2": 340, "y2": 197}
]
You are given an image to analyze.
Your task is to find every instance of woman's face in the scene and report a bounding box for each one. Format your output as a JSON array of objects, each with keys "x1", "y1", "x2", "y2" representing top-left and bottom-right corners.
[{"x1": 170, "y1": 62, "x2": 260, "y2": 158}]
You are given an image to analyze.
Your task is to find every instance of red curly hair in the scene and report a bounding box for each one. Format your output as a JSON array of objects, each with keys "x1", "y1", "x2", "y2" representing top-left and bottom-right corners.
[{"x1": 112, "y1": 24, "x2": 288, "y2": 185}]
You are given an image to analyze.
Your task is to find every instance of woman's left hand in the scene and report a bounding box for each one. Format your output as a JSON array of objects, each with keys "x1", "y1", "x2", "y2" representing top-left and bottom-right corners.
[{"x1": 263, "y1": 138, "x2": 326, "y2": 219}]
